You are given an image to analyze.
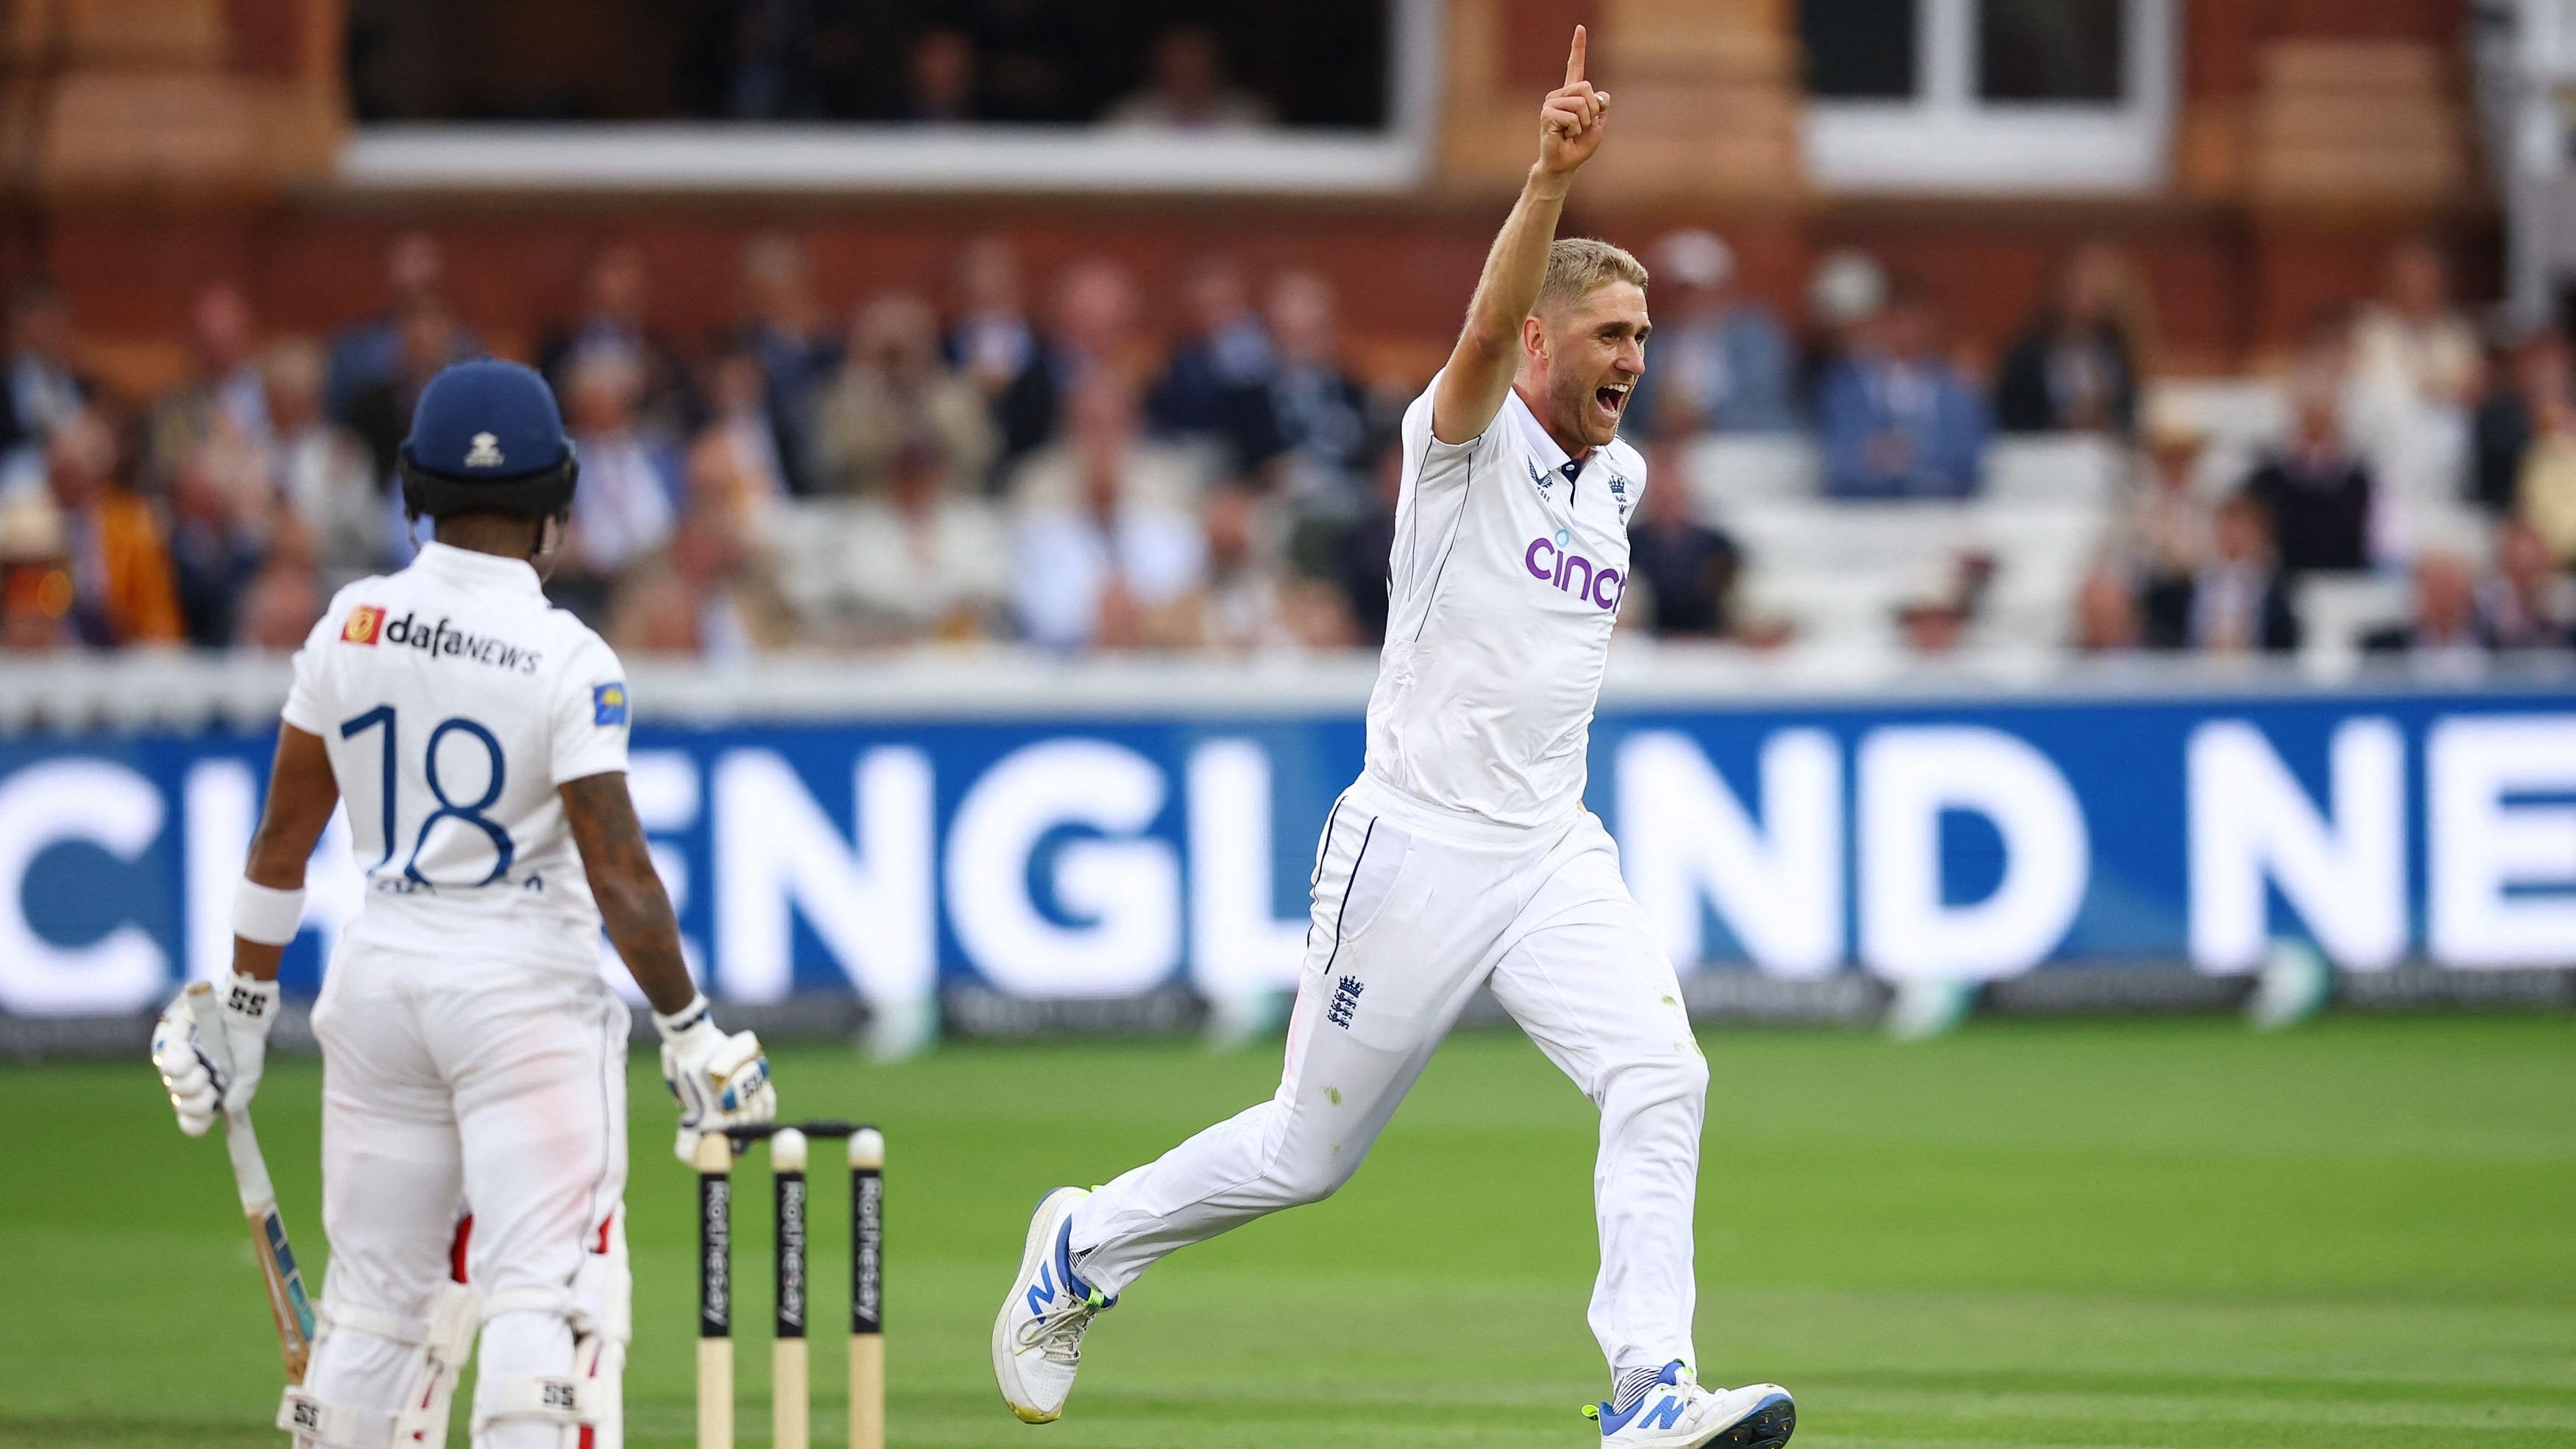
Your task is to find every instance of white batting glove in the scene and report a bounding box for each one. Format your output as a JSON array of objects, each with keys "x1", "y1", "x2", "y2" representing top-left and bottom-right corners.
[
  {"x1": 148, "y1": 974, "x2": 283, "y2": 1136},
  {"x1": 210, "y1": 973, "x2": 280, "y2": 1113},
  {"x1": 656, "y1": 995, "x2": 776, "y2": 1164},
  {"x1": 149, "y1": 1002, "x2": 221, "y2": 1138}
]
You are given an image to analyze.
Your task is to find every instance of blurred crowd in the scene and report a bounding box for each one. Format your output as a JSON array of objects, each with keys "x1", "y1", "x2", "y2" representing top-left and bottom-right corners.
[{"x1": 2, "y1": 224, "x2": 2571, "y2": 668}]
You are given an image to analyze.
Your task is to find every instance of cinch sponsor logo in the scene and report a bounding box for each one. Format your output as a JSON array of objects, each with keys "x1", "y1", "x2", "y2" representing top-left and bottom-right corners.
[
  {"x1": 381, "y1": 614, "x2": 543, "y2": 675},
  {"x1": 341, "y1": 605, "x2": 385, "y2": 645},
  {"x1": 1524, "y1": 530, "x2": 1624, "y2": 611}
]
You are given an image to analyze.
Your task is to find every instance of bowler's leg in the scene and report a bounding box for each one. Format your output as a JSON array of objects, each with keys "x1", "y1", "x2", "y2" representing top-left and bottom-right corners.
[
  {"x1": 1072, "y1": 812, "x2": 1501, "y2": 1294},
  {"x1": 1488, "y1": 819, "x2": 1708, "y2": 1381}
]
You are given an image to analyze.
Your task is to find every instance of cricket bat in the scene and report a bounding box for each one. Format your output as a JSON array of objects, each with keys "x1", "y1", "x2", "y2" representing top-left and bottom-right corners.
[{"x1": 185, "y1": 980, "x2": 317, "y2": 1384}]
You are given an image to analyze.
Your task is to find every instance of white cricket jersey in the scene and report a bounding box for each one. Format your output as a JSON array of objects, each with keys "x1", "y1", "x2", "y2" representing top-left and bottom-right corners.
[
  {"x1": 1365, "y1": 376, "x2": 1646, "y2": 829},
  {"x1": 282, "y1": 542, "x2": 631, "y2": 971}
]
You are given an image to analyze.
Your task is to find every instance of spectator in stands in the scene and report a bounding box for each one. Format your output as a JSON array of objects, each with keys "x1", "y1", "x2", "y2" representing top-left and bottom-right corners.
[
  {"x1": 1195, "y1": 481, "x2": 1294, "y2": 651},
  {"x1": 2470, "y1": 330, "x2": 2562, "y2": 515},
  {"x1": 328, "y1": 232, "x2": 466, "y2": 420},
  {"x1": 2517, "y1": 380, "x2": 2576, "y2": 569},
  {"x1": 2481, "y1": 515, "x2": 2574, "y2": 651},
  {"x1": 145, "y1": 283, "x2": 268, "y2": 497},
  {"x1": 558, "y1": 346, "x2": 679, "y2": 622},
  {"x1": 2351, "y1": 238, "x2": 2480, "y2": 413},
  {"x1": 2347, "y1": 244, "x2": 2479, "y2": 527},
  {"x1": 1264, "y1": 269, "x2": 1380, "y2": 534},
  {"x1": 1995, "y1": 242, "x2": 2141, "y2": 435},
  {"x1": 1008, "y1": 380, "x2": 1207, "y2": 651},
  {"x1": 2245, "y1": 355, "x2": 2385, "y2": 573},
  {"x1": 260, "y1": 339, "x2": 388, "y2": 591},
  {"x1": 2142, "y1": 491, "x2": 2299, "y2": 655},
  {"x1": 347, "y1": 299, "x2": 464, "y2": 487},
  {"x1": 2070, "y1": 560, "x2": 2142, "y2": 653},
  {"x1": 1626, "y1": 443, "x2": 1742, "y2": 638},
  {"x1": 1894, "y1": 550, "x2": 1996, "y2": 656},
  {"x1": 2363, "y1": 550, "x2": 2488, "y2": 675},
  {"x1": 44, "y1": 410, "x2": 183, "y2": 647},
  {"x1": 686, "y1": 346, "x2": 793, "y2": 545},
  {"x1": 539, "y1": 244, "x2": 701, "y2": 446},
  {"x1": 1105, "y1": 24, "x2": 1273, "y2": 130},
  {"x1": 811, "y1": 290, "x2": 997, "y2": 497},
  {"x1": 900, "y1": 26, "x2": 981, "y2": 123},
  {"x1": 1892, "y1": 595, "x2": 1969, "y2": 656},
  {"x1": 2126, "y1": 414, "x2": 2212, "y2": 580},
  {"x1": 165, "y1": 433, "x2": 275, "y2": 647},
  {"x1": 1817, "y1": 279, "x2": 1989, "y2": 500},
  {"x1": 1628, "y1": 230, "x2": 1797, "y2": 438},
  {"x1": 946, "y1": 235, "x2": 1059, "y2": 476},
  {"x1": 737, "y1": 233, "x2": 840, "y2": 495},
  {"x1": 0, "y1": 278, "x2": 89, "y2": 497},
  {"x1": 1800, "y1": 247, "x2": 1886, "y2": 402},
  {"x1": 233, "y1": 527, "x2": 325, "y2": 652},
  {"x1": 1050, "y1": 257, "x2": 1146, "y2": 398},
  {"x1": 609, "y1": 489, "x2": 799, "y2": 660},
  {"x1": 0, "y1": 489, "x2": 71, "y2": 651},
  {"x1": 839, "y1": 435, "x2": 1011, "y2": 645},
  {"x1": 1148, "y1": 255, "x2": 1279, "y2": 471}
]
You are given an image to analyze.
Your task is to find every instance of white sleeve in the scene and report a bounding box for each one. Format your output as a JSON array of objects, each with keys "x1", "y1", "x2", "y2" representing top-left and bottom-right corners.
[
  {"x1": 1402, "y1": 375, "x2": 1487, "y2": 496},
  {"x1": 549, "y1": 631, "x2": 632, "y2": 785},
  {"x1": 278, "y1": 603, "x2": 352, "y2": 736}
]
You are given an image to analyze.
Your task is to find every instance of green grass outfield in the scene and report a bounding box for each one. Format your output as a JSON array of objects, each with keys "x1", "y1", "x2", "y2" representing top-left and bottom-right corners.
[{"x1": 4, "y1": 1013, "x2": 2572, "y2": 1448}]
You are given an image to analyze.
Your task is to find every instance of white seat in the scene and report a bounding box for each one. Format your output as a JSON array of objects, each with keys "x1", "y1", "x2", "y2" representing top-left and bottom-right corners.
[
  {"x1": 1681, "y1": 433, "x2": 1816, "y2": 516},
  {"x1": 2296, "y1": 573, "x2": 2411, "y2": 672},
  {"x1": 1984, "y1": 434, "x2": 2123, "y2": 505}
]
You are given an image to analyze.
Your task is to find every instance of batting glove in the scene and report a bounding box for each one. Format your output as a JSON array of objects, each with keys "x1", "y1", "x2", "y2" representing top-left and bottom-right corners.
[
  {"x1": 149, "y1": 1002, "x2": 221, "y2": 1138},
  {"x1": 149, "y1": 974, "x2": 282, "y2": 1136},
  {"x1": 656, "y1": 994, "x2": 776, "y2": 1163}
]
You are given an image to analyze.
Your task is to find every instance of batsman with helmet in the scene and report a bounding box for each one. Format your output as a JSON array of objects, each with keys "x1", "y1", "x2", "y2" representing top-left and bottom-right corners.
[{"x1": 148, "y1": 358, "x2": 779, "y2": 1448}]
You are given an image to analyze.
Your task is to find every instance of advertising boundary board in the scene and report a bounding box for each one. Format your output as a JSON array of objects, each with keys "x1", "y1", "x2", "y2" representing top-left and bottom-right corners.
[{"x1": 2, "y1": 682, "x2": 2572, "y2": 1027}]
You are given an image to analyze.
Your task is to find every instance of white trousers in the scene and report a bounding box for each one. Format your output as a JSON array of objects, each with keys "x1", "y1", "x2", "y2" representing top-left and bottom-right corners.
[
  {"x1": 1071, "y1": 776, "x2": 1708, "y2": 1377},
  {"x1": 304, "y1": 945, "x2": 631, "y2": 1449}
]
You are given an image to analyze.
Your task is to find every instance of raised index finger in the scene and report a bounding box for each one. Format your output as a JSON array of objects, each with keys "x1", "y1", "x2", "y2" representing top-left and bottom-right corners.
[{"x1": 1565, "y1": 24, "x2": 1588, "y2": 88}]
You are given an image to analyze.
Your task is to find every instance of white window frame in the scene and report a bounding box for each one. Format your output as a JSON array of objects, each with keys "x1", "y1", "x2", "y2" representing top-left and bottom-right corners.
[
  {"x1": 1802, "y1": 0, "x2": 2177, "y2": 194},
  {"x1": 336, "y1": 0, "x2": 1443, "y2": 196}
]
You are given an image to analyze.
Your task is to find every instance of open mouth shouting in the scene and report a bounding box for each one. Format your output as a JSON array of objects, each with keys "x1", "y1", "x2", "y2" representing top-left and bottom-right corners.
[{"x1": 1593, "y1": 378, "x2": 1632, "y2": 428}]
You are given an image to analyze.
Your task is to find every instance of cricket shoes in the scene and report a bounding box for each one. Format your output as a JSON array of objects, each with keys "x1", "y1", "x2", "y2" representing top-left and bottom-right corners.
[
  {"x1": 1587, "y1": 1363, "x2": 1795, "y2": 1448},
  {"x1": 992, "y1": 1186, "x2": 1114, "y2": 1424}
]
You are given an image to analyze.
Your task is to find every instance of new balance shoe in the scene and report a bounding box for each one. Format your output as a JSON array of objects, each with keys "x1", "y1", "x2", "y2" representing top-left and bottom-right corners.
[
  {"x1": 991, "y1": 1186, "x2": 1113, "y2": 1424},
  {"x1": 1586, "y1": 1362, "x2": 1794, "y2": 1448}
]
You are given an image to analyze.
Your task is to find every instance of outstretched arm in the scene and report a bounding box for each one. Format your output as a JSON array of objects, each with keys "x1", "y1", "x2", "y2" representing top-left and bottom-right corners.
[
  {"x1": 559, "y1": 770, "x2": 697, "y2": 1015},
  {"x1": 1430, "y1": 24, "x2": 1610, "y2": 444}
]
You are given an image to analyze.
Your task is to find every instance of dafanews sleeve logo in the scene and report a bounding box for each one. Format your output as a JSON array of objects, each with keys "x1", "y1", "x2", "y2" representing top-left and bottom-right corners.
[
  {"x1": 378, "y1": 613, "x2": 543, "y2": 675},
  {"x1": 340, "y1": 605, "x2": 385, "y2": 645}
]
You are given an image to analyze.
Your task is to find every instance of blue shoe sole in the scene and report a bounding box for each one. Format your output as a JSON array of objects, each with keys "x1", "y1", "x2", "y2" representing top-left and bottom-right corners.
[{"x1": 1703, "y1": 1392, "x2": 1794, "y2": 1449}]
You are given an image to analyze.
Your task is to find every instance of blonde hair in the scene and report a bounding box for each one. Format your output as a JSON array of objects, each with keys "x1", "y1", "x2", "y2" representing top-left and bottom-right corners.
[{"x1": 1535, "y1": 238, "x2": 1648, "y2": 317}]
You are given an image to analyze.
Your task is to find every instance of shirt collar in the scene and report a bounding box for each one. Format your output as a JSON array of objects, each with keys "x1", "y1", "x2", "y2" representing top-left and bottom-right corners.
[
  {"x1": 414, "y1": 540, "x2": 545, "y2": 595},
  {"x1": 1505, "y1": 386, "x2": 1592, "y2": 473}
]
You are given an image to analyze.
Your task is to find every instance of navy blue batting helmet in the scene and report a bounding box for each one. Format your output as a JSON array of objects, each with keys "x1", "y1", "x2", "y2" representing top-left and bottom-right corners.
[{"x1": 397, "y1": 358, "x2": 579, "y2": 521}]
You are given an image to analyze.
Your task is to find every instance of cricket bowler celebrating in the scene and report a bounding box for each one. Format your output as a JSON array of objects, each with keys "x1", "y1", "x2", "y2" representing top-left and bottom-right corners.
[
  {"x1": 148, "y1": 358, "x2": 778, "y2": 1448},
  {"x1": 994, "y1": 28, "x2": 1794, "y2": 1448}
]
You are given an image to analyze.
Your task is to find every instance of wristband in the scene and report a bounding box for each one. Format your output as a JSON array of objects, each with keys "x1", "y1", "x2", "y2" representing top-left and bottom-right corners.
[
  {"x1": 233, "y1": 879, "x2": 307, "y2": 946},
  {"x1": 653, "y1": 993, "x2": 713, "y2": 1041}
]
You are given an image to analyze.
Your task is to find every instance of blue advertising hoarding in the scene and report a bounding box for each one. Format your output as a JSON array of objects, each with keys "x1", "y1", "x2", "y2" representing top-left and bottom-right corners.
[{"x1": 1, "y1": 684, "x2": 2571, "y2": 1016}]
